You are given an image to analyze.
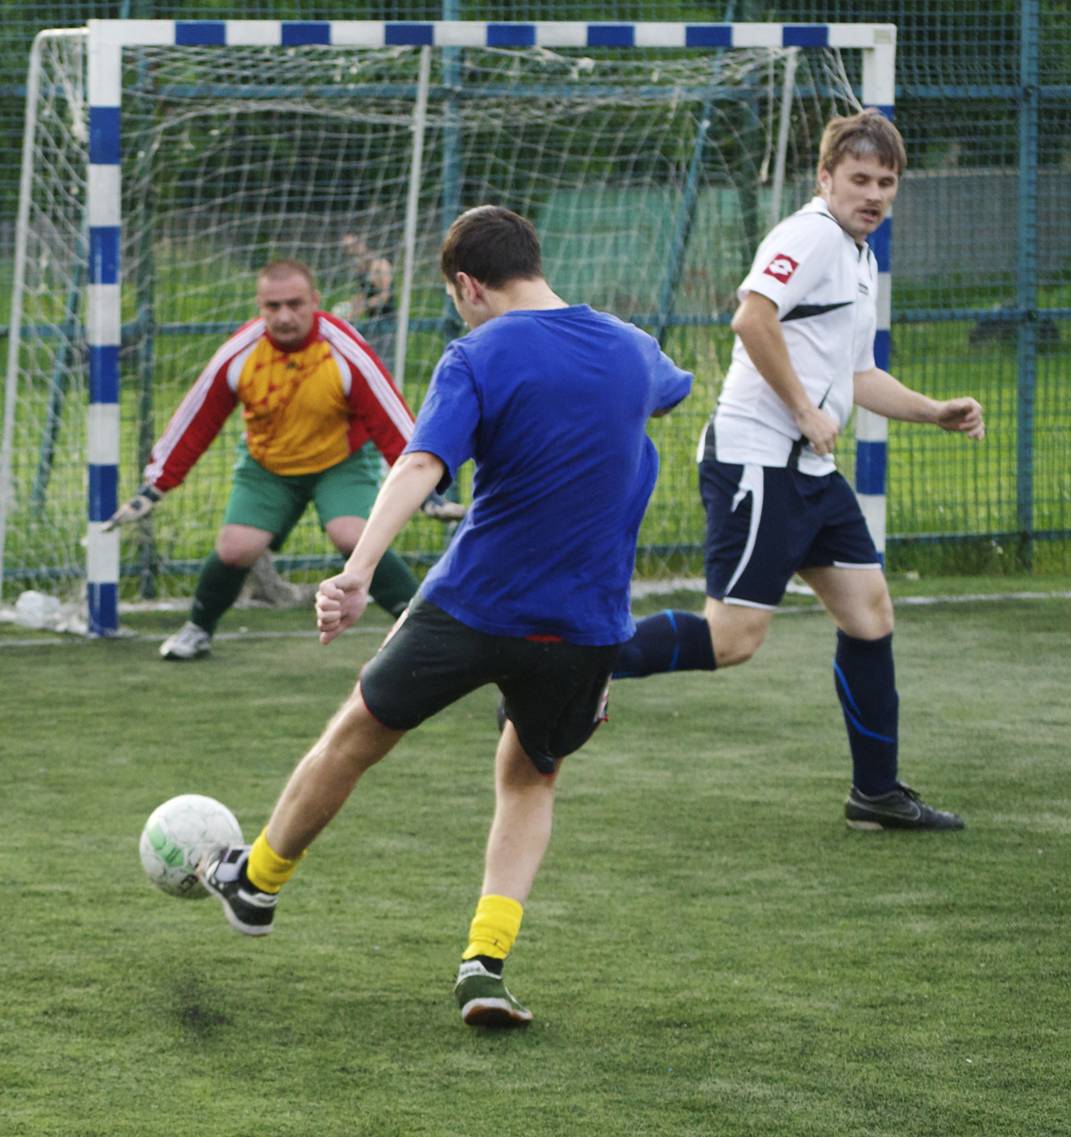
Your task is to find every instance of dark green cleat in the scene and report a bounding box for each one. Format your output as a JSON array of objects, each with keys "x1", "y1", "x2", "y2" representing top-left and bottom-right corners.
[
  {"x1": 455, "y1": 959, "x2": 533, "y2": 1028},
  {"x1": 845, "y1": 782, "x2": 965, "y2": 831}
]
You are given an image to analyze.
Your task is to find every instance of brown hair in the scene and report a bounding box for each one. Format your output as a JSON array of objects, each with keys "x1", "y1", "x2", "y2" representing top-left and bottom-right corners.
[
  {"x1": 817, "y1": 108, "x2": 907, "y2": 181},
  {"x1": 257, "y1": 259, "x2": 317, "y2": 291},
  {"x1": 439, "y1": 206, "x2": 542, "y2": 289}
]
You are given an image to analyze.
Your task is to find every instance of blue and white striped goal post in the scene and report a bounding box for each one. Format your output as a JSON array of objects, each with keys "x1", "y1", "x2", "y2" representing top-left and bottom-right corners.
[{"x1": 85, "y1": 19, "x2": 896, "y2": 635}]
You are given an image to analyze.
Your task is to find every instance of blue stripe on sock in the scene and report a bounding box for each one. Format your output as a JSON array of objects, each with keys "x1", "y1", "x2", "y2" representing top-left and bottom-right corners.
[
  {"x1": 833, "y1": 661, "x2": 896, "y2": 744},
  {"x1": 664, "y1": 609, "x2": 680, "y2": 672},
  {"x1": 832, "y1": 661, "x2": 861, "y2": 715}
]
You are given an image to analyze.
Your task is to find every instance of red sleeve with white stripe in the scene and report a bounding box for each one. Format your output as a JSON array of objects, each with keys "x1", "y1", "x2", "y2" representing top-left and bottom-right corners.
[
  {"x1": 143, "y1": 322, "x2": 257, "y2": 491},
  {"x1": 320, "y1": 313, "x2": 415, "y2": 464}
]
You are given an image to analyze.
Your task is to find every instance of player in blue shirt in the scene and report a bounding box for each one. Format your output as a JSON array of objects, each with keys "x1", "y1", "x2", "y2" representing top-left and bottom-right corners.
[{"x1": 201, "y1": 206, "x2": 693, "y2": 1028}]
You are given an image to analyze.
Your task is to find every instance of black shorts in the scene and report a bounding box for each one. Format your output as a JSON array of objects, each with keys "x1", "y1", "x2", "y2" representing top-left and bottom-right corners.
[
  {"x1": 698, "y1": 427, "x2": 881, "y2": 610},
  {"x1": 359, "y1": 597, "x2": 619, "y2": 774}
]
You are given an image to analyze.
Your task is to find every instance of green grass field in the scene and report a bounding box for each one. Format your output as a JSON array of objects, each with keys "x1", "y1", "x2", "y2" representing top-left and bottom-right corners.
[{"x1": 3, "y1": 584, "x2": 1069, "y2": 1136}]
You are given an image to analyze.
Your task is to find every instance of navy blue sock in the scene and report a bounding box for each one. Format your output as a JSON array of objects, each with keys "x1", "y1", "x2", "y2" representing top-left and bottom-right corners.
[
  {"x1": 613, "y1": 610, "x2": 716, "y2": 679},
  {"x1": 834, "y1": 630, "x2": 899, "y2": 795}
]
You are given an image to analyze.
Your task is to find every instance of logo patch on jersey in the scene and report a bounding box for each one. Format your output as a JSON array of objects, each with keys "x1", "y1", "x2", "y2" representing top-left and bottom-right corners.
[{"x1": 763, "y1": 254, "x2": 799, "y2": 284}]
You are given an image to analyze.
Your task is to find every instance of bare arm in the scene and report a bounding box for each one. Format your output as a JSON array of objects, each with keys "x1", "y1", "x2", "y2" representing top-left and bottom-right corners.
[
  {"x1": 853, "y1": 367, "x2": 985, "y2": 439},
  {"x1": 731, "y1": 292, "x2": 840, "y2": 455},
  {"x1": 315, "y1": 450, "x2": 444, "y2": 644}
]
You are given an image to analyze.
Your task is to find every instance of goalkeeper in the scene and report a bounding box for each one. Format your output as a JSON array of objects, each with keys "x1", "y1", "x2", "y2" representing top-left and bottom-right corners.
[
  {"x1": 199, "y1": 206, "x2": 693, "y2": 1028},
  {"x1": 106, "y1": 259, "x2": 462, "y2": 661}
]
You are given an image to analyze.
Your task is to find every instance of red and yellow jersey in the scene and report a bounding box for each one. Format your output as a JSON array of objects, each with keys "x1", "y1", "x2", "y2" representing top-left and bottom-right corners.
[{"x1": 144, "y1": 313, "x2": 413, "y2": 491}]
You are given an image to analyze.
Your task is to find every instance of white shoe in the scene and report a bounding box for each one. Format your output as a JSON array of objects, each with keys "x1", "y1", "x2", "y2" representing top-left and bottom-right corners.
[{"x1": 160, "y1": 621, "x2": 212, "y2": 660}]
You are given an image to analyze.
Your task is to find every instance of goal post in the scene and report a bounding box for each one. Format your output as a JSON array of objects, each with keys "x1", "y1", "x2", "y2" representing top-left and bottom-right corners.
[{"x1": 2, "y1": 19, "x2": 895, "y2": 636}]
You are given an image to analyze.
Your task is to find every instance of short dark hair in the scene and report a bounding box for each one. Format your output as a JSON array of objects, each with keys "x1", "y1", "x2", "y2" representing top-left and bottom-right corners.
[
  {"x1": 818, "y1": 108, "x2": 907, "y2": 178},
  {"x1": 439, "y1": 206, "x2": 542, "y2": 289},
  {"x1": 258, "y1": 259, "x2": 317, "y2": 291}
]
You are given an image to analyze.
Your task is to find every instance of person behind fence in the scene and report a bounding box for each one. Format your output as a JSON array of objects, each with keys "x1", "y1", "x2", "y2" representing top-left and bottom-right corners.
[
  {"x1": 335, "y1": 230, "x2": 396, "y2": 367},
  {"x1": 105, "y1": 259, "x2": 460, "y2": 660},
  {"x1": 198, "y1": 205, "x2": 693, "y2": 1028},
  {"x1": 332, "y1": 229, "x2": 461, "y2": 525},
  {"x1": 612, "y1": 109, "x2": 986, "y2": 832}
]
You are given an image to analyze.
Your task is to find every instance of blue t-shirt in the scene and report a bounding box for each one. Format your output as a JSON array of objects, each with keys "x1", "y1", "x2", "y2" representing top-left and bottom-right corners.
[{"x1": 406, "y1": 305, "x2": 692, "y2": 645}]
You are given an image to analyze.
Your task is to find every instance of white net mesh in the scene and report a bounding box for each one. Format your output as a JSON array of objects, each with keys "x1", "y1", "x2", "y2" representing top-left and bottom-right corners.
[
  {"x1": 1, "y1": 32, "x2": 89, "y2": 606},
  {"x1": 2, "y1": 34, "x2": 863, "y2": 604}
]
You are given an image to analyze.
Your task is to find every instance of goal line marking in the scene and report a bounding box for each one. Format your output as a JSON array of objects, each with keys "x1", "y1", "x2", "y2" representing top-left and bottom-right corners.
[{"x1": 1, "y1": 589, "x2": 1068, "y2": 649}]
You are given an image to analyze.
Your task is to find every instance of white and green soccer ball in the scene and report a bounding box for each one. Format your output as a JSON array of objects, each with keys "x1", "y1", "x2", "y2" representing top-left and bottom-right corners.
[{"x1": 139, "y1": 794, "x2": 243, "y2": 900}]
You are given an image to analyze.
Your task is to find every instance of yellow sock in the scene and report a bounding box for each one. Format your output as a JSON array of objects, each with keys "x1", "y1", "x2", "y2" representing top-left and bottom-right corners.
[
  {"x1": 461, "y1": 894, "x2": 524, "y2": 961},
  {"x1": 246, "y1": 828, "x2": 302, "y2": 894}
]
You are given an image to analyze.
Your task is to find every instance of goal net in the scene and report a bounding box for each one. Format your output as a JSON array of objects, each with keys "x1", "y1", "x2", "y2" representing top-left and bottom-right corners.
[{"x1": 2, "y1": 24, "x2": 872, "y2": 626}]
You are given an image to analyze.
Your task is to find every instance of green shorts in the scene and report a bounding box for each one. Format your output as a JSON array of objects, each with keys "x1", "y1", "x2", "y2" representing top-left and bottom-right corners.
[{"x1": 223, "y1": 440, "x2": 382, "y2": 548}]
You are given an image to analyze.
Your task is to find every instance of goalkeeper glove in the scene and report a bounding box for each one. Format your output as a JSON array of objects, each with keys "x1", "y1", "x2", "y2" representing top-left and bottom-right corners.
[
  {"x1": 103, "y1": 484, "x2": 164, "y2": 530},
  {"x1": 421, "y1": 490, "x2": 467, "y2": 523}
]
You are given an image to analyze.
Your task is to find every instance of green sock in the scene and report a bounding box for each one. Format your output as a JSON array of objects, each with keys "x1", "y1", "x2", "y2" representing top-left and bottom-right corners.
[
  {"x1": 369, "y1": 550, "x2": 418, "y2": 617},
  {"x1": 189, "y1": 551, "x2": 250, "y2": 635}
]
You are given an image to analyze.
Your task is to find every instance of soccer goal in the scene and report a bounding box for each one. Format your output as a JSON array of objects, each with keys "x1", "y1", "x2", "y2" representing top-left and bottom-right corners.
[{"x1": 0, "y1": 19, "x2": 895, "y2": 635}]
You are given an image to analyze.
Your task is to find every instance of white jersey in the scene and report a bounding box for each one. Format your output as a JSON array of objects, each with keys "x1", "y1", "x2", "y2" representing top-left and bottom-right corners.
[{"x1": 713, "y1": 196, "x2": 877, "y2": 475}]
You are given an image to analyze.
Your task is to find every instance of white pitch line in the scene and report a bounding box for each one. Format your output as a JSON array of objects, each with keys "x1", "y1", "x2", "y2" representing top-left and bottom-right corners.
[
  {"x1": 1, "y1": 591, "x2": 1067, "y2": 649},
  {"x1": 0, "y1": 625, "x2": 392, "y2": 649},
  {"x1": 631, "y1": 577, "x2": 1071, "y2": 610},
  {"x1": 890, "y1": 590, "x2": 1071, "y2": 607}
]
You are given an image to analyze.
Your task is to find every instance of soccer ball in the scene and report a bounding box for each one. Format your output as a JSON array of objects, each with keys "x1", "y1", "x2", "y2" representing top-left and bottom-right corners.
[{"x1": 139, "y1": 794, "x2": 243, "y2": 900}]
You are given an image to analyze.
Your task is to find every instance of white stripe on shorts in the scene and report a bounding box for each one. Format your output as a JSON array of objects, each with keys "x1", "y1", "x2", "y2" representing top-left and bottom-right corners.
[
  {"x1": 723, "y1": 462, "x2": 765, "y2": 600},
  {"x1": 831, "y1": 559, "x2": 884, "y2": 570}
]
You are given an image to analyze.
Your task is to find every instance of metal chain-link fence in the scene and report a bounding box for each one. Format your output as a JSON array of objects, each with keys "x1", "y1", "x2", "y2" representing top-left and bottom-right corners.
[{"x1": 2, "y1": 3, "x2": 1068, "y2": 587}]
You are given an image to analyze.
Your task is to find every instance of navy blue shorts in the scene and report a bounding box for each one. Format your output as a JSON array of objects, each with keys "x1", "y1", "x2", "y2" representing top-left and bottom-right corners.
[
  {"x1": 698, "y1": 436, "x2": 881, "y2": 610},
  {"x1": 359, "y1": 597, "x2": 618, "y2": 774}
]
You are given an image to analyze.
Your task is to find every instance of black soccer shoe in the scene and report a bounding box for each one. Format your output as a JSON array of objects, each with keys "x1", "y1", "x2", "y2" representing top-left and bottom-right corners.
[
  {"x1": 199, "y1": 845, "x2": 278, "y2": 935},
  {"x1": 845, "y1": 783, "x2": 965, "y2": 832}
]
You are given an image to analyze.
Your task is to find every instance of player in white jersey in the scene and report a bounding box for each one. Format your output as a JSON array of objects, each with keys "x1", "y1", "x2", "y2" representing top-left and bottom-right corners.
[{"x1": 614, "y1": 109, "x2": 986, "y2": 831}]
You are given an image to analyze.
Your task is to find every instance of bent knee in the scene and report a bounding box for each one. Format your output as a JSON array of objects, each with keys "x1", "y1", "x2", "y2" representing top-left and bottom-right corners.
[
  {"x1": 713, "y1": 637, "x2": 762, "y2": 668},
  {"x1": 215, "y1": 533, "x2": 270, "y2": 567},
  {"x1": 842, "y1": 596, "x2": 894, "y2": 640},
  {"x1": 323, "y1": 692, "x2": 403, "y2": 770},
  {"x1": 708, "y1": 612, "x2": 768, "y2": 668}
]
